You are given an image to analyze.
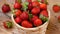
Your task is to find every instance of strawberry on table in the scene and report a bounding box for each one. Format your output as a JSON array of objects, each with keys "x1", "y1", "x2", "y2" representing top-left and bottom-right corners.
[
  {"x1": 34, "y1": 19, "x2": 42, "y2": 26},
  {"x1": 40, "y1": 3, "x2": 47, "y2": 10},
  {"x1": 53, "y1": 5, "x2": 60, "y2": 13},
  {"x1": 14, "y1": 2, "x2": 22, "y2": 9},
  {"x1": 2, "y1": 4, "x2": 11, "y2": 13},
  {"x1": 31, "y1": 7, "x2": 40, "y2": 15},
  {"x1": 3, "y1": 21, "x2": 13, "y2": 29},
  {"x1": 21, "y1": 20, "x2": 33, "y2": 28},
  {"x1": 15, "y1": 16, "x2": 22, "y2": 24},
  {"x1": 39, "y1": 10, "x2": 48, "y2": 22}
]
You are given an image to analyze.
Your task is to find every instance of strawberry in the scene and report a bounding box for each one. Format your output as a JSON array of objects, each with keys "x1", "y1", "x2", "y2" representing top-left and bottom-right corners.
[
  {"x1": 31, "y1": 15, "x2": 38, "y2": 22},
  {"x1": 32, "y1": 1, "x2": 40, "y2": 7},
  {"x1": 2, "y1": 4, "x2": 11, "y2": 13},
  {"x1": 34, "y1": 19, "x2": 42, "y2": 26},
  {"x1": 20, "y1": 11, "x2": 29, "y2": 20},
  {"x1": 39, "y1": 10, "x2": 48, "y2": 22},
  {"x1": 40, "y1": 10, "x2": 48, "y2": 17},
  {"x1": 27, "y1": 0, "x2": 32, "y2": 3},
  {"x1": 40, "y1": 3, "x2": 47, "y2": 10},
  {"x1": 31, "y1": 7, "x2": 40, "y2": 15},
  {"x1": 14, "y1": 2, "x2": 21, "y2": 9},
  {"x1": 28, "y1": 3, "x2": 32, "y2": 10},
  {"x1": 15, "y1": 16, "x2": 22, "y2": 24},
  {"x1": 15, "y1": 10, "x2": 22, "y2": 16},
  {"x1": 21, "y1": 20, "x2": 33, "y2": 28},
  {"x1": 53, "y1": 5, "x2": 60, "y2": 13},
  {"x1": 58, "y1": 16, "x2": 60, "y2": 22},
  {"x1": 3, "y1": 21, "x2": 13, "y2": 29}
]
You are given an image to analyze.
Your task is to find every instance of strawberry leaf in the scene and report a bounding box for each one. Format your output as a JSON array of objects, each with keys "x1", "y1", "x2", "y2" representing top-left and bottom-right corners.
[
  {"x1": 39, "y1": 15, "x2": 48, "y2": 22},
  {"x1": 6, "y1": 21, "x2": 13, "y2": 28},
  {"x1": 22, "y1": 2, "x2": 29, "y2": 11}
]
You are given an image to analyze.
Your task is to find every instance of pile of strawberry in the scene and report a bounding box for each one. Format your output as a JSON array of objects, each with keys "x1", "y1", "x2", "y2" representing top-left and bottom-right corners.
[{"x1": 13, "y1": 0, "x2": 49, "y2": 28}]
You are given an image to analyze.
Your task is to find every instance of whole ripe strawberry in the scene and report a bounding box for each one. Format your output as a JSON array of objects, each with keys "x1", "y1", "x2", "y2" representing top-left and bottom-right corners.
[
  {"x1": 28, "y1": 3, "x2": 32, "y2": 10},
  {"x1": 39, "y1": 10, "x2": 48, "y2": 22},
  {"x1": 40, "y1": 3, "x2": 47, "y2": 10},
  {"x1": 34, "y1": 19, "x2": 42, "y2": 26},
  {"x1": 53, "y1": 5, "x2": 60, "y2": 13},
  {"x1": 14, "y1": 2, "x2": 21, "y2": 9},
  {"x1": 15, "y1": 10, "x2": 22, "y2": 16},
  {"x1": 31, "y1": 15, "x2": 38, "y2": 22},
  {"x1": 15, "y1": 16, "x2": 22, "y2": 24},
  {"x1": 2, "y1": 4, "x2": 10, "y2": 13},
  {"x1": 21, "y1": 20, "x2": 33, "y2": 28},
  {"x1": 31, "y1": 7, "x2": 40, "y2": 15},
  {"x1": 32, "y1": 1, "x2": 40, "y2": 7},
  {"x1": 20, "y1": 11, "x2": 29, "y2": 20},
  {"x1": 58, "y1": 16, "x2": 60, "y2": 22},
  {"x1": 3, "y1": 21, "x2": 13, "y2": 29}
]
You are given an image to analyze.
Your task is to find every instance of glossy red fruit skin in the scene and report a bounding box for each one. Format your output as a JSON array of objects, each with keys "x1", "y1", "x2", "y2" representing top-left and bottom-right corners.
[
  {"x1": 40, "y1": 10, "x2": 48, "y2": 17},
  {"x1": 2, "y1": 4, "x2": 10, "y2": 13},
  {"x1": 31, "y1": 15, "x2": 38, "y2": 22},
  {"x1": 27, "y1": 0, "x2": 32, "y2": 3},
  {"x1": 53, "y1": 5, "x2": 60, "y2": 13},
  {"x1": 34, "y1": 19, "x2": 42, "y2": 26},
  {"x1": 31, "y1": 7, "x2": 40, "y2": 15},
  {"x1": 28, "y1": 3, "x2": 32, "y2": 10},
  {"x1": 20, "y1": 12, "x2": 29, "y2": 20},
  {"x1": 40, "y1": 3, "x2": 47, "y2": 10},
  {"x1": 15, "y1": 16, "x2": 22, "y2": 24},
  {"x1": 32, "y1": 1, "x2": 40, "y2": 7},
  {"x1": 21, "y1": 20, "x2": 33, "y2": 28},
  {"x1": 14, "y1": 2, "x2": 21, "y2": 9},
  {"x1": 15, "y1": 10, "x2": 22, "y2": 16}
]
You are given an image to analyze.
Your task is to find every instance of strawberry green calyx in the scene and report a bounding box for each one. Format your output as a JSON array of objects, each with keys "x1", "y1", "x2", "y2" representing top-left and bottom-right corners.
[
  {"x1": 29, "y1": 14, "x2": 33, "y2": 20},
  {"x1": 15, "y1": 0, "x2": 21, "y2": 3},
  {"x1": 44, "y1": 0, "x2": 48, "y2": 5},
  {"x1": 22, "y1": 2, "x2": 29, "y2": 11},
  {"x1": 37, "y1": 0, "x2": 41, "y2": 2},
  {"x1": 39, "y1": 15, "x2": 48, "y2": 22},
  {"x1": 6, "y1": 21, "x2": 13, "y2": 28}
]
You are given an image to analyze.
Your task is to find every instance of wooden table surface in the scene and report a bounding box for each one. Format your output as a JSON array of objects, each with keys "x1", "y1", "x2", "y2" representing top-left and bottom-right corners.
[{"x1": 0, "y1": 0, "x2": 60, "y2": 34}]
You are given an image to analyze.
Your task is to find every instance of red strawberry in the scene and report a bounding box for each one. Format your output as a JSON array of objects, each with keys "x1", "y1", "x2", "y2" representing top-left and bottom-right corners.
[
  {"x1": 14, "y1": 2, "x2": 21, "y2": 9},
  {"x1": 39, "y1": 10, "x2": 48, "y2": 22},
  {"x1": 20, "y1": 11, "x2": 29, "y2": 20},
  {"x1": 31, "y1": 15, "x2": 38, "y2": 22},
  {"x1": 2, "y1": 4, "x2": 11, "y2": 13},
  {"x1": 28, "y1": 3, "x2": 32, "y2": 10},
  {"x1": 21, "y1": 20, "x2": 33, "y2": 28},
  {"x1": 15, "y1": 10, "x2": 22, "y2": 16},
  {"x1": 53, "y1": 5, "x2": 60, "y2": 13},
  {"x1": 40, "y1": 3, "x2": 47, "y2": 10},
  {"x1": 32, "y1": 1, "x2": 40, "y2": 7},
  {"x1": 3, "y1": 21, "x2": 13, "y2": 28},
  {"x1": 15, "y1": 16, "x2": 22, "y2": 24},
  {"x1": 31, "y1": 7, "x2": 40, "y2": 15},
  {"x1": 27, "y1": 0, "x2": 32, "y2": 3},
  {"x1": 34, "y1": 19, "x2": 42, "y2": 26},
  {"x1": 40, "y1": 10, "x2": 48, "y2": 17}
]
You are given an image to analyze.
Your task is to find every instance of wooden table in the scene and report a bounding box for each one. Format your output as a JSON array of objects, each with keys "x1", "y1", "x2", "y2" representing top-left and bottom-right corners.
[{"x1": 0, "y1": 0, "x2": 60, "y2": 34}]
